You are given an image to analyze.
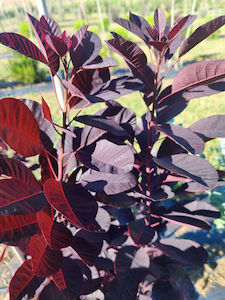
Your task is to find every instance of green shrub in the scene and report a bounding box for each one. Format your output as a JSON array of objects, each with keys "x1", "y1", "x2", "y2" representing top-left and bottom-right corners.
[{"x1": 8, "y1": 53, "x2": 46, "y2": 84}]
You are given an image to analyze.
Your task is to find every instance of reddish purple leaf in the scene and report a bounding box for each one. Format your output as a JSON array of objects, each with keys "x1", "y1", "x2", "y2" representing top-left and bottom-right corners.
[
  {"x1": 168, "y1": 15, "x2": 197, "y2": 40},
  {"x1": 153, "y1": 154, "x2": 218, "y2": 187},
  {"x1": 43, "y1": 179, "x2": 98, "y2": 228},
  {"x1": 157, "y1": 238, "x2": 208, "y2": 266},
  {"x1": 42, "y1": 96, "x2": 52, "y2": 123},
  {"x1": 72, "y1": 236, "x2": 97, "y2": 265},
  {"x1": 0, "y1": 213, "x2": 38, "y2": 243},
  {"x1": 179, "y1": 15, "x2": 225, "y2": 57},
  {"x1": 40, "y1": 15, "x2": 62, "y2": 37},
  {"x1": 156, "y1": 123, "x2": 204, "y2": 154},
  {"x1": 9, "y1": 259, "x2": 46, "y2": 300},
  {"x1": 106, "y1": 38, "x2": 147, "y2": 72},
  {"x1": 30, "y1": 234, "x2": 63, "y2": 277},
  {"x1": 147, "y1": 41, "x2": 167, "y2": 51},
  {"x1": 189, "y1": 115, "x2": 225, "y2": 139},
  {"x1": 0, "y1": 32, "x2": 47, "y2": 64},
  {"x1": 0, "y1": 98, "x2": 42, "y2": 156},
  {"x1": 27, "y1": 13, "x2": 59, "y2": 75},
  {"x1": 77, "y1": 139, "x2": 134, "y2": 174},
  {"x1": 37, "y1": 208, "x2": 73, "y2": 250},
  {"x1": 45, "y1": 34, "x2": 68, "y2": 57}
]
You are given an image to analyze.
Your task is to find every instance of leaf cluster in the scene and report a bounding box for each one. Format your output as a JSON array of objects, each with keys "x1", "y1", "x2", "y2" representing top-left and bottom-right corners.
[{"x1": 0, "y1": 8, "x2": 225, "y2": 300}]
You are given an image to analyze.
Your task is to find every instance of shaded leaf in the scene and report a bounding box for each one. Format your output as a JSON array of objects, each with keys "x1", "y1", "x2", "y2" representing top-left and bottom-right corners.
[
  {"x1": 81, "y1": 170, "x2": 137, "y2": 195},
  {"x1": 153, "y1": 154, "x2": 218, "y2": 187},
  {"x1": 70, "y1": 30, "x2": 101, "y2": 72},
  {"x1": 156, "y1": 123, "x2": 204, "y2": 154},
  {"x1": 96, "y1": 191, "x2": 136, "y2": 208},
  {"x1": 157, "y1": 238, "x2": 208, "y2": 266},
  {"x1": 128, "y1": 218, "x2": 157, "y2": 245}
]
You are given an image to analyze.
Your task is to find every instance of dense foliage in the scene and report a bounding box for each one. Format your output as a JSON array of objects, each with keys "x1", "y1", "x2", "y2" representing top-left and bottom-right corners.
[{"x1": 0, "y1": 8, "x2": 225, "y2": 300}]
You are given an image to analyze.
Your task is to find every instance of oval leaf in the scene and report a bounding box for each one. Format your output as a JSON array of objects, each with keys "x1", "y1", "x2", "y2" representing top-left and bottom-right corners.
[
  {"x1": 0, "y1": 98, "x2": 41, "y2": 156},
  {"x1": 153, "y1": 154, "x2": 218, "y2": 187},
  {"x1": 156, "y1": 124, "x2": 204, "y2": 154}
]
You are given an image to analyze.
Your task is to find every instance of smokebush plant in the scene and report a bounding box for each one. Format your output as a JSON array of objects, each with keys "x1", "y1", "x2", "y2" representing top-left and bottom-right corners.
[{"x1": 0, "y1": 8, "x2": 225, "y2": 300}]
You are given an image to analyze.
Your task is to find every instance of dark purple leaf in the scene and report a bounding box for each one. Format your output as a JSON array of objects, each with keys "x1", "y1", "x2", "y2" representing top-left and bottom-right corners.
[
  {"x1": 0, "y1": 98, "x2": 42, "y2": 156},
  {"x1": 114, "y1": 18, "x2": 147, "y2": 41},
  {"x1": 96, "y1": 191, "x2": 136, "y2": 208},
  {"x1": 162, "y1": 211, "x2": 211, "y2": 230},
  {"x1": 114, "y1": 246, "x2": 150, "y2": 298},
  {"x1": 77, "y1": 139, "x2": 134, "y2": 174},
  {"x1": 128, "y1": 218, "x2": 157, "y2": 245},
  {"x1": 70, "y1": 30, "x2": 101, "y2": 72},
  {"x1": 72, "y1": 237, "x2": 97, "y2": 265},
  {"x1": 157, "y1": 137, "x2": 185, "y2": 158},
  {"x1": 38, "y1": 282, "x2": 65, "y2": 300},
  {"x1": 168, "y1": 15, "x2": 197, "y2": 40},
  {"x1": 157, "y1": 60, "x2": 225, "y2": 123},
  {"x1": 153, "y1": 154, "x2": 218, "y2": 187},
  {"x1": 179, "y1": 15, "x2": 225, "y2": 57},
  {"x1": 70, "y1": 25, "x2": 88, "y2": 53},
  {"x1": 27, "y1": 13, "x2": 59, "y2": 75},
  {"x1": 129, "y1": 11, "x2": 152, "y2": 42},
  {"x1": 157, "y1": 238, "x2": 208, "y2": 266},
  {"x1": 9, "y1": 259, "x2": 46, "y2": 300},
  {"x1": 152, "y1": 279, "x2": 182, "y2": 300},
  {"x1": 106, "y1": 38, "x2": 147, "y2": 72},
  {"x1": 189, "y1": 115, "x2": 225, "y2": 139},
  {"x1": 30, "y1": 234, "x2": 63, "y2": 277},
  {"x1": 74, "y1": 115, "x2": 129, "y2": 137},
  {"x1": 52, "y1": 257, "x2": 83, "y2": 298},
  {"x1": 176, "y1": 200, "x2": 221, "y2": 218},
  {"x1": 87, "y1": 76, "x2": 144, "y2": 103},
  {"x1": 43, "y1": 179, "x2": 98, "y2": 229},
  {"x1": 154, "y1": 9, "x2": 166, "y2": 39},
  {"x1": 156, "y1": 123, "x2": 204, "y2": 154},
  {"x1": 0, "y1": 32, "x2": 47, "y2": 63},
  {"x1": 81, "y1": 170, "x2": 137, "y2": 195}
]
